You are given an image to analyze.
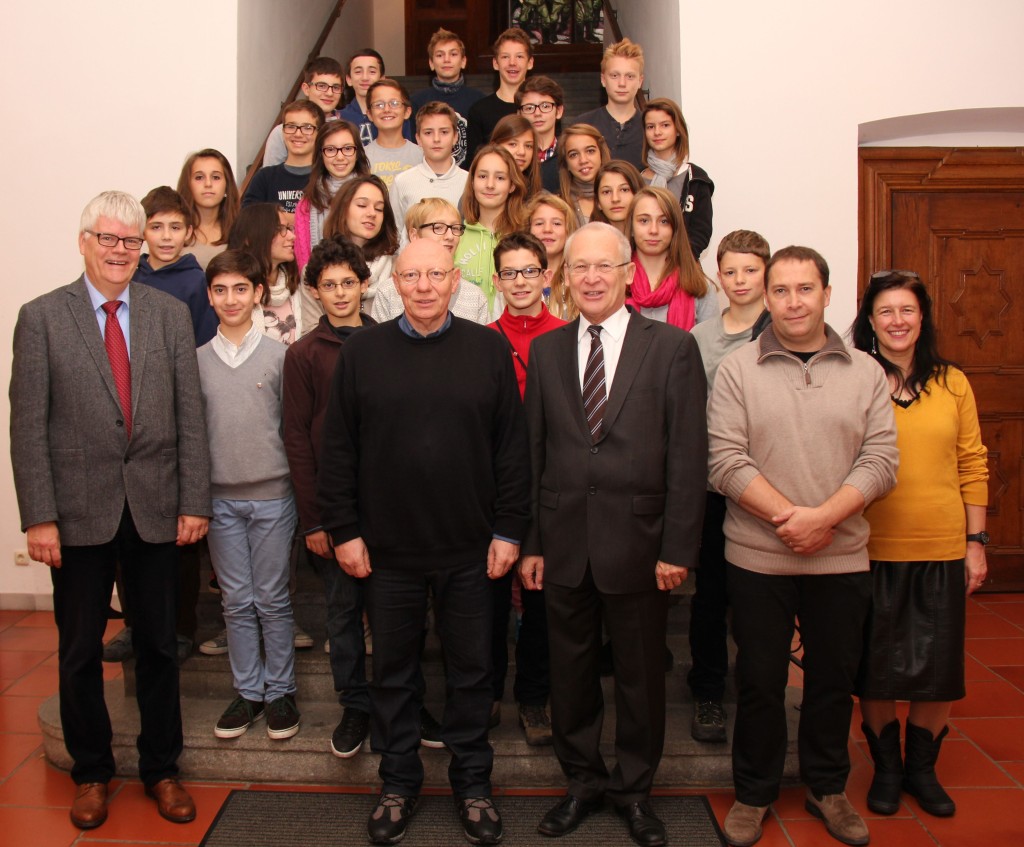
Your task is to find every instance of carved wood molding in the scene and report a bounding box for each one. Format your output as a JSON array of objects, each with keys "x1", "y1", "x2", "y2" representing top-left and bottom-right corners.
[{"x1": 858, "y1": 147, "x2": 1024, "y2": 296}]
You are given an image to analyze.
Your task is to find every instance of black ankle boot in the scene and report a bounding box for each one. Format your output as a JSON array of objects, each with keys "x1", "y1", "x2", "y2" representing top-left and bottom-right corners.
[
  {"x1": 903, "y1": 722, "x2": 955, "y2": 817},
  {"x1": 862, "y1": 720, "x2": 903, "y2": 814}
]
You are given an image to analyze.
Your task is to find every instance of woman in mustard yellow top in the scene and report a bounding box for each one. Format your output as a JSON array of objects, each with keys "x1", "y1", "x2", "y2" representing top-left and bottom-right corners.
[{"x1": 851, "y1": 270, "x2": 988, "y2": 820}]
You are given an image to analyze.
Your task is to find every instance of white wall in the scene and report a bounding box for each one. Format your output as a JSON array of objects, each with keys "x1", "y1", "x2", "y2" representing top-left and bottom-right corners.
[
  {"x1": 0, "y1": 2, "x2": 238, "y2": 606},
  {"x1": 323, "y1": 0, "x2": 375, "y2": 79},
  {"x1": 677, "y1": 0, "x2": 1024, "y2": 330},
  {"x1": 372, "y1": 0, "x2": 406, "y2": 76},
  {"x1": 237, "y1": 0, "x2": 343, "y2": 170},
  {"x1": 615, "y1": 0, "x2": 681, "y2": 103}
]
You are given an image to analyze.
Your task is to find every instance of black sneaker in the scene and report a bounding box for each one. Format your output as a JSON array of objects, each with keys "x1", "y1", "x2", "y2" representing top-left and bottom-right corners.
[
  {"x1": 214, "y1": 696, "x2": 264, "y2": 738},
  {"x1": 266, "y1": 694, "x2": 300, "y2": 739},
  {"x1": 420, "y1": 706, "x2": 445, "y2": 749},
  {"x1": 368, "y1": 793, "x2": 418, "y2": 844},
  {"x1": 691, "y1": 699, "x2": 728, "y2": 743},
  {"x1": 331, "y1": 707, "x2": 369, "y2": 758},
  {"x1": 458, "y1": 796, "x2": 503, "y2": 844}
]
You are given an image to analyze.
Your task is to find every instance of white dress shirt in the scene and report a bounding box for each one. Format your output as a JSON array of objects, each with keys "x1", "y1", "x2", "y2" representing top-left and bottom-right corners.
[{"x1": 577, "y1": 304, "x2": 630, "y2": 393}]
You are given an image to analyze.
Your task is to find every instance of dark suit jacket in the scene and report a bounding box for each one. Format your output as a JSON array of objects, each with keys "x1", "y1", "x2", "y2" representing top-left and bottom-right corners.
[
  {"x1": 10, "y1": 277, "x2": 211, "y2": 546},
  {"x1": 523, "y1": 311, "x2": 707, "y2": 593}
]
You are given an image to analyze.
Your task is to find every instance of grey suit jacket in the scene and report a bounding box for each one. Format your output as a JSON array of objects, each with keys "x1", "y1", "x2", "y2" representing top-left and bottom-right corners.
[
  {"x1": 10, "y1": 277, "x2": 211, "y2": 546},
  {"x1": 523, "y1": 311, "x2": 708, "y2": 593}
]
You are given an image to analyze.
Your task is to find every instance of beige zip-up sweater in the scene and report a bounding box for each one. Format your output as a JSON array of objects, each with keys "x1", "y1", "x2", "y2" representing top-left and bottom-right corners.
[{"x1": 707, "y1": 323, "x2": 898, "y2": 576}]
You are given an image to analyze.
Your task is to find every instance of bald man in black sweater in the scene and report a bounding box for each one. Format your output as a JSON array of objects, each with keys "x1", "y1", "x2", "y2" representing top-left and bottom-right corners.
[{"x1": 318, "y1": 239, "x2": 529, "y2": 846}]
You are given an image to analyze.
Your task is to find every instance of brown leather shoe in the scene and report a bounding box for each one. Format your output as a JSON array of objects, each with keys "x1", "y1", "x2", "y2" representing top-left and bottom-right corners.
[
  {"x1": 70, "y1": 782, "x2": 108, "y2": 829},
  {"x1": 145, "y1": 777, "x2": 196, "y2": 823}
]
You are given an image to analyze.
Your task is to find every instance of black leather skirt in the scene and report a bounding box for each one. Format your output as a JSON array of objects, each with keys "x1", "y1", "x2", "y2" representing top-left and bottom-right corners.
[{"x1": 856, "y1": 559, "x2": 966, "y2": 701}]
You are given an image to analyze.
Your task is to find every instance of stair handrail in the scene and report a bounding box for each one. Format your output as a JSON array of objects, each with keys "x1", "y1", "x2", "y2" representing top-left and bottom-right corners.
[
  {"x1": 239, "y1": 0, "x2": 349, "y2": 197},
  {"x1": 600, "y1": 1, "x2": 648, "y2": 112}
]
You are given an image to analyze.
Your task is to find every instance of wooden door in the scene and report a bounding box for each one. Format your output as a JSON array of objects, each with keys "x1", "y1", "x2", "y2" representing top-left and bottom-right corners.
[
  {"x1": 404, "y1": 0, "x2": 493, "y2": 76},
  {"x1": 860, "y1": 148, "x2": 1024, "y2": 590}
]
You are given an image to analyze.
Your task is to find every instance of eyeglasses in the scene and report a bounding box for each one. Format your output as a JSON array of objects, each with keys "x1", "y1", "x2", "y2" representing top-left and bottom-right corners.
[
  {"x1": 323, "y1": 144, "x2": 358, "y2": 158},
  {"x1": 498, "y1": 266, "x2": 543, "y2": 281},
  {"x1": 275, "y1": 224, "x2": 296, "y2": 237},
  {"x1": 870, "y1": 269, "x2": 921, "y2": 281},
  {"x1": 567, "y1": 261, "x2": 630, "y2": 279},
  {"x1": 419, "y1": 222, "x2": 466, "y2": 236},
  {"x1": 317, "y1": 280, "x2": 361, "y2": 291},
  {"x1": 311, "y1": 81, "x2": 344, "y2": 94},
  {"x1": 371, "y1": 99, "x2": 408, "y2": 111},
  {"x1": 282, "y1": 122, "x2": 317, "y2": 135},
  {"x1": 396, "y1": 268, "x2": 452, "y2": 285},
  {"x1": 519, "y1": 101, "x2": 557, "y2": 115},
  {"x1": 85, "y1": 230, "x2": 145, "y2": 250}
]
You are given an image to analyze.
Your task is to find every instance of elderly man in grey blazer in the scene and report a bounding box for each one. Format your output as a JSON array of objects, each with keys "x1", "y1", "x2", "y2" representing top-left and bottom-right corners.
[{"x1": 9, "y1": 191, "x2": 211, "y2": 831}]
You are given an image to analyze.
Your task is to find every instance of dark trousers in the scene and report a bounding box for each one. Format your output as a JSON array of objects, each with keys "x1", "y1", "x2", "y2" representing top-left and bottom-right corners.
[
  {"x1": 52, "y1": 505, "x2": 183, "y2": 786},
  {"x1": 546, "y1": 566, "x2": 669, "y2": 806},
  {"x1": 309, "y1": 551, "x2": 370, "y2": 712},
  {"x1": 490, "y1": 570, "x2": 514, "y2": 701},
  {"x1": 687, "y1": 491, "x2": 729, "y2": 701},
  {"x1": 514, "y1": 583, "x2": 550, "y2": 706},
  {"x1": 727, "y1": 564, "x2": 871, "y2": 805},
  {"x1": 365, "y1": 562, "x2": 493, "y2": 797}
]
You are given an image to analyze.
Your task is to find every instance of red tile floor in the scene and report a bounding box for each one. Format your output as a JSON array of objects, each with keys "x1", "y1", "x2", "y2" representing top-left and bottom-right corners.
[{"x1": 2, "y1": 595, "x2": 1023, "y2": 846}]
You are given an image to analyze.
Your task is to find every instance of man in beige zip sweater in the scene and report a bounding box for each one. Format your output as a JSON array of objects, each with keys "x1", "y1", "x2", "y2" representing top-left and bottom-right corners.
[{"x1": 708, "y1": 246, "x2": 898, "y2": 847}]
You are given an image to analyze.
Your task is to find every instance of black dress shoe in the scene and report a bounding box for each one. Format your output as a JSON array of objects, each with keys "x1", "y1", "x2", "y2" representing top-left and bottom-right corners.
[
  {"x1": 367, "y1": 793, "x2": 418, "y2": 844},
  {"x1": 538, "y1": 793, "x2": 603, "y2": 837},
  {"x1": 616, "y1": 801, "x2": 666, "y2": 847}
]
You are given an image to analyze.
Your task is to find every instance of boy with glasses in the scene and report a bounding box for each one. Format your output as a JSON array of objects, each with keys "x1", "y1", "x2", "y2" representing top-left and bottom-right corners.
[
  {"x1": 411, "y1": 28, "x2": 485, "y2": 166},
  {"x1": 363, "y1": 79, "x2": 424, "y2": 190},
  {"x1": 338, "y1": 49, "x2": 415, "y2": 146},
  {"x1": 243, "y1": 101, "x2": 322, "y2": 214},
  {"x1": 516, "y1": 76, "x2": 565, "y2": 192},
  {"x1": 283, "y1": 237, "x2": 376, "y2": 758},
  {"x1": 489, "y1": 232, "x2": 564, "y2": 747},
  {"x1": 390, "y1": 103, "x2": 468, "y2": 234},
  {"x1": 263, "y1": 57, "x2": 346, "y2": 167}
]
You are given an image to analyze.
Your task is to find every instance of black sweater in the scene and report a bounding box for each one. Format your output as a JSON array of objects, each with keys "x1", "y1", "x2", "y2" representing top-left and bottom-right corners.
[{"x1": 318, "y1": 317, "x2": 530, "y2": 570}]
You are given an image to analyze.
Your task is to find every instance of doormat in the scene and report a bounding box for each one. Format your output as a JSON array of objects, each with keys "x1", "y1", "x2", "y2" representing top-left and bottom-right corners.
[{"x1": 200, "y1": 789, "x2": 726, "y2": 846}]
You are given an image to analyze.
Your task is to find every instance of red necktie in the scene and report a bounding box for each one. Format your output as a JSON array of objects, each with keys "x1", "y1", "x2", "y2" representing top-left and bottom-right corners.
[{"x1": 102, "y1": 300, "x2": 132, "y2": 439}]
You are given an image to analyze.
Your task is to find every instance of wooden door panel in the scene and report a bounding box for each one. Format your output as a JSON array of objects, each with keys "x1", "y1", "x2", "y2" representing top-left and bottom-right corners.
[{"x1": 862, "y1": 148, "x2": 1024, "y2": 589}]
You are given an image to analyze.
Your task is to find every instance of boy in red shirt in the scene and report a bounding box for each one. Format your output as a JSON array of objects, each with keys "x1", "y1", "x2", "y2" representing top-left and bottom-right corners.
[{"x1": 488, "y1": 231, "x2": 565, "y2": 744}]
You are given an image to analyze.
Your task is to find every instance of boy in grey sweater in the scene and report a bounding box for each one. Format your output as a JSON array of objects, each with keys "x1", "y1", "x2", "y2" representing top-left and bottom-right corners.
[{"x1": 199, "y1": 250, "x2": 300, "y2": 742}]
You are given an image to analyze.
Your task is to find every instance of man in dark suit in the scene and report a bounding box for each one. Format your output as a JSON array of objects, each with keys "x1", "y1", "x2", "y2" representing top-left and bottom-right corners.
[
  {"x1": 9, "y1": 191, "x2": 211, "y2": 831},
  {"x1": 520, "y1": 222, "x2": 707, "y2": 847}
]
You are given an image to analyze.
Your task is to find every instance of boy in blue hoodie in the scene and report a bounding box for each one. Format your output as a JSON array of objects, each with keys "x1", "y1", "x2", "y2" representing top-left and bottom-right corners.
[{"x1": 136, "y1": 186, "x2": 218, "y2": 346}]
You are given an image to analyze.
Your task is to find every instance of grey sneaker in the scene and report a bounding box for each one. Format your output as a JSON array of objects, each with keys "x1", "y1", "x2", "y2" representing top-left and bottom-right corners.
[
  {"x1": 691, "y1": 699, "x2": 728, "y2": 743},
  {"x1": 293, "y1": 623, "x2": 314, "y2": 649},
  {"x1": 722, "y1": 801, "x2": 769, "y2": 847},
  {"x1": 102, "y1": 627, "x2": 134, "y2": 663},
  {"x1": 199, "y1": 629, "x2": 229, "y2": 655},
  {"x1": 214, "y1": 696, "x2": 264, "y2": 738},
  {"x1": 518, "y1": 704, "x2": 553, "y2": 746},
  {"x1": 805, "y1": 791, "x2": 869, "y2": 846},
  {"x1": 266, "y1": 694, "x2": 300, "y2": 739}
]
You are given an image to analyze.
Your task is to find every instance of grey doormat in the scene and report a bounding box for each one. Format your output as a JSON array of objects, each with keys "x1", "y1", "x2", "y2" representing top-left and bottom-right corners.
[{"x1": 201, "y1": 790, "x2": 726, "y2": 846}]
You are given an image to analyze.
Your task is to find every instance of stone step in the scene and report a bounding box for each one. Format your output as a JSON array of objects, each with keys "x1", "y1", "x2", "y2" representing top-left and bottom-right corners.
[{"x1": 39, "y1": 681, "x2": 801, "y2": 788}]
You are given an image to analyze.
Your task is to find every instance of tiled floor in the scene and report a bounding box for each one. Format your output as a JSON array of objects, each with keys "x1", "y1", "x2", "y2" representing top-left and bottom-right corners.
[{"x1": 2, "y1": 596, "x2": 1023, "y2": 846}]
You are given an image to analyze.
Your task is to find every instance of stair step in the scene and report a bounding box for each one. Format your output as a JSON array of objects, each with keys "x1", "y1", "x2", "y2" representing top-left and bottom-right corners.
[{"x1": 38, "y1": 682, "x2": 801, "y2": 788}]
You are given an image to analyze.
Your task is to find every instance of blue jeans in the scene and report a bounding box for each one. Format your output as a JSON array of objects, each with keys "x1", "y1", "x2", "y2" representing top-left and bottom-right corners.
[
  {"x1": 366, "y1": 562, "x2": 493, "y2": 797},
  {"x1": 208, "y1": 496, "x2": 298, "y2": 702}
]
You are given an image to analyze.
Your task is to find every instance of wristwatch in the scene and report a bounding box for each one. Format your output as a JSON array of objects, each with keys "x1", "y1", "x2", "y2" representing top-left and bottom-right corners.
[{"x1": 966, "y1": 531, "x2": 990, "y2": 546}]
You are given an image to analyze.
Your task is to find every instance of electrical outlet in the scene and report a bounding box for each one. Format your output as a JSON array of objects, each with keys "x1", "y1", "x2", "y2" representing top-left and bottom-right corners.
[{"x1": 14, "y1": 550, "x2": 33, "y2": 566}]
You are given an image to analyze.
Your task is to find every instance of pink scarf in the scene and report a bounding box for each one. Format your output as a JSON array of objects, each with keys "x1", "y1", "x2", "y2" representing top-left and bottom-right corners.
[{"x1": 627, "y1": 253, "x2": 696, "y2": 330}]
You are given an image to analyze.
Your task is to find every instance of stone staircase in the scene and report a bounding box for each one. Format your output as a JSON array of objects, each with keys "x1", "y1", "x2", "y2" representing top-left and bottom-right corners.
[{"x1": 38, "y1": 553, "x2": 800, "y2": 788}]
